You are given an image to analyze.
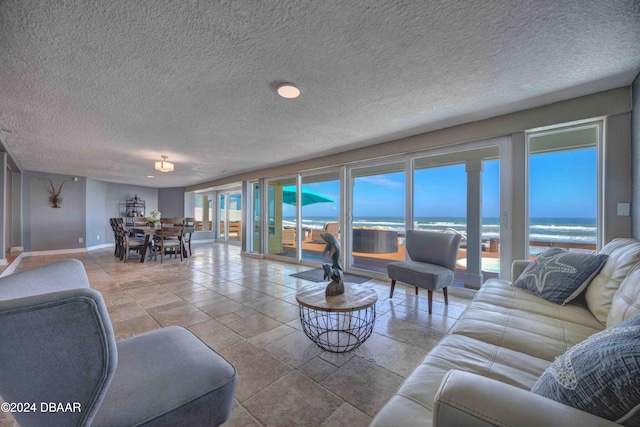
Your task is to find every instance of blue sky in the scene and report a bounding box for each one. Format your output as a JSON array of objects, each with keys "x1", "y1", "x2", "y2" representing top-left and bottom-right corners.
[{"x1": 285, "y1": 147, "x2": 597, "y2": 219}]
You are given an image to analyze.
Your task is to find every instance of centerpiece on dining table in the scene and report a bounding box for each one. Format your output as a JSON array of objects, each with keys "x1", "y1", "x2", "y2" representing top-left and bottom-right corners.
[{"x1": 146, "y1": 210, "x2": 161, "y2": 228}]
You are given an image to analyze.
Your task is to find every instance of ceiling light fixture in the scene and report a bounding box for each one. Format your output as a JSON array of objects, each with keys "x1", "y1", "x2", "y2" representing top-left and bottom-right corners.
[
  {"x1": 154, "y1": 155, "x2": 174, "y2": 172},
  {"x1": 277, "y1": 83, "x2": 301, "y2": 99}
]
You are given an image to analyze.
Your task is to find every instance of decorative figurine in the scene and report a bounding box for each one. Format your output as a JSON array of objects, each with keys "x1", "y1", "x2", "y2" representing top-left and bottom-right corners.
[{"x1": 321, "y1": 232, "x2": 345, "y2": 296}]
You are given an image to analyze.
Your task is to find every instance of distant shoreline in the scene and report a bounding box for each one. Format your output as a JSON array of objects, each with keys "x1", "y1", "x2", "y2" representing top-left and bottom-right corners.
[{"x1": 283, "y1": 216, "x2": 597, "y2": 244}]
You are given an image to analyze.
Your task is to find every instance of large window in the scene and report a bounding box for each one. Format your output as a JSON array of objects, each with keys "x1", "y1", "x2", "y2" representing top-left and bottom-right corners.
[
  {"x1": 301, "y1": 171, "x2": 340, "y2": 263},
  {"x1": 350, "y1": 162, "x2": 405, "y2": 273},
  {"x1": 194, "y1": 193, "x2": 213, "y2": 231},
  {"x1": 238, "y1": 120, "x2": 603, "y2": 286},
  {"x1": 226, "y1": 192, "x2": 242, "y2": 242},
  {"x1": 413, "y1": 163, "x2": 467, "y2": 234},
  {"x1": 528, "y1": 125, "x2": 598, "y2": 255},
  {"x1": 249, "y1": 181, "x2": 261, "y2": 253},
  {"x1": 413, "y1": 147, "x2": 501, "y2": 284},
  {"x1": 266, "y1": 177, "x2": 298, "y2": 259}
]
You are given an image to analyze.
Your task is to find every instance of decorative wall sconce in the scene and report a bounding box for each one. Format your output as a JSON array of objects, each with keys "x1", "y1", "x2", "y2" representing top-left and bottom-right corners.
[{"x1": 42, "y1": 178, "x2": 75, "y2": 208}]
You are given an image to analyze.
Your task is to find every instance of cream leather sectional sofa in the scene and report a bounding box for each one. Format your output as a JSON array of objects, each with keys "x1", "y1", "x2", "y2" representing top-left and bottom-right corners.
[{"x1": 371, "y1": 238, "x2": 640, "y2": 427}]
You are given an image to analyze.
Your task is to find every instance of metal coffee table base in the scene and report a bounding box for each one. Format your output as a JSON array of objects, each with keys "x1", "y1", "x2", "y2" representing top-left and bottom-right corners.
[{"x1": 299, "y1": 304, "x2": 376, "y2": 353}]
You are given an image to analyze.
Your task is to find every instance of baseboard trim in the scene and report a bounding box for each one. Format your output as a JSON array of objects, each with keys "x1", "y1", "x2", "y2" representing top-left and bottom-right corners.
[
  {"x1": 87, "y1": 243, "x2": 114, "y2": 251},
  {"x1": 25, "y1": 248, "x2": 88, "y2": 257},
  {"x1": 0, "y1": 252, "x2": 24, "y2": 277}
]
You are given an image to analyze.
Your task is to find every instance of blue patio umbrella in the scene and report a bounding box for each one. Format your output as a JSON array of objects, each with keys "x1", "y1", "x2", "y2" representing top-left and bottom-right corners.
[{"x1": 282, "y1": 186, "x2": 334, "y2": 206}]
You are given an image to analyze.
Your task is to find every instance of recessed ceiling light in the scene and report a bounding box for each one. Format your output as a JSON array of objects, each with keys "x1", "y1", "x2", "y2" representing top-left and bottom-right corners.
[
  {"x1": 147, "y1": 175, "x2": 155, "y2": 179},
  {"x1": 277, "y1": 83, "x2": 300, "y2": 99}
]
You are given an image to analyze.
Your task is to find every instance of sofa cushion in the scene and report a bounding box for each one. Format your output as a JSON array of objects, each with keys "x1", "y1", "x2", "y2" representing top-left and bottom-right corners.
[
  {"x1": 370, "y1": 333, "x2": 550, "y2": 427},
  {"x1": 513, "y1": 248, "x2": 607, "y2": 305},
  {"x1": 452, "y1": 279, "x2": 603, "y2": 361},
  {"x1": 607, "y1": 263, "x2": 640, "y2": 327},
  {"x1": 531, "y1": 315, "x2": 640, "y2": 425},
  {"x1": 92, "y1": 326, "x2": 237, "y2": 427},
  {"x1": 585, "y1": 238, "x2": 640, "y2": 325},
  {"x1": 452, "y1": 304, "x2": 602, "y2": 361},
  {"x1": 472, "y1": 279, "x2": 604, "y2": 328}
]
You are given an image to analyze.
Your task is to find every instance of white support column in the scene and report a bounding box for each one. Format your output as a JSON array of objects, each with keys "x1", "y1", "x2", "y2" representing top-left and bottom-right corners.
[{"x1": 465, "y1": 159, "x2": 483, "y2": 288}]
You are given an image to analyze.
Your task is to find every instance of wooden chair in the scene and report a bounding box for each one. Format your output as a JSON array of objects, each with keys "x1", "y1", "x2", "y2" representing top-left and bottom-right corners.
[
  {"x1": 183, "y1": 217, "x2": 196, "y2": 257},
  {"x1": 109, "y1": 218, "x2": 122, "y2": 258},
  {"x1": 111, "y1": 220, "x2": 147, "y2": 263},
  {"x1": 151, "y1": 218, "x2": 185, "y2": 263}
]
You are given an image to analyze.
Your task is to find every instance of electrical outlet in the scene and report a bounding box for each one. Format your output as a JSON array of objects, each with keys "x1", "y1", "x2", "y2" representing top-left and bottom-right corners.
[
  {"x1": 97, "y1": 235, "x2": 100, "y2": 240},
  {"x1": 78, "y1": 237, "x2": 84, "y2": 243}
]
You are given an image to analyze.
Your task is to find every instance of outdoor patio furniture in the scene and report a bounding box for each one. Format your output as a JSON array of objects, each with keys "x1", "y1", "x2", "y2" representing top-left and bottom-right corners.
[
  {"x1": 282, "y1": 228, "x2": 296, "y2": 246},
  {"x1": 352, "y1": 228, "x2": 398, "y2": 254},
  {"x1": 310, "y1": 222, "x2": 339, "y2": 242}
]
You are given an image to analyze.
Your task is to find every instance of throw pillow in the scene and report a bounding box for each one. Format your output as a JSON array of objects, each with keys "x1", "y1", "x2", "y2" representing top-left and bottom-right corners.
[
  {"x1": 513, "y1": 248, "x2": 607, "y2": 305},
  {"x1": 531, "y1": 315, "x2": 640, "y2": 425}
]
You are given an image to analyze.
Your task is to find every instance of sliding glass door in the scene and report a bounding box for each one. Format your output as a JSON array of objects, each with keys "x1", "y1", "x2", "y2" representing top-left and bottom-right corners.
[
  {"x1": 411, "y1": 147, "x2": 501, "y2": 287},
  {"x1": 301, "y1": 171, "x2": 341, "y2": 263},
  {"x1": 248, "y1": 181, "x2": 261, "y2": 253},
  {"x1": 194, "y1": 193, "x2": 213, "y2": 232},
  {"x1": 266, "y1": 176, "x2": 298, "y2": 259},
  {"x1": 349, "y1": 161, "x2": 406, "y2": 273}
]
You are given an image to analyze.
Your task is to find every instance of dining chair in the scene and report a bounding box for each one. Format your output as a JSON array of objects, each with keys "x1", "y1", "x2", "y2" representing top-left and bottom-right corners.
[
  {"x1": 112, "y1": 221, "x2": 147, "y2": 263},
  {"x1": 184, "y1": 217, "x2": 196, "y2": 257},
  {"x1": 109, "y1": 219, "x2": 121, "y2": 258},
  {"x1": 151, "y1": 219, "x2": 185, "y2": 263},
  {"x1": 387, "y1": 230, "x2": 462, "y2": 314}
]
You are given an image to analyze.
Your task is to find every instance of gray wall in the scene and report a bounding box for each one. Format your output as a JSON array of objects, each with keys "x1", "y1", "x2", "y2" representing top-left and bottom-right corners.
[
  {"x1": 632, "y1": 72, "x2": 640, "y2": 239},
  {"x1": 12, "y1": 170, "x2": 22, "y2": 248},
  {"x1": 158, "y1": 187, "x2": 186, "y2": 217},
  {"x1": 605, "y1": 112, "x2": 633, "y2": 243},
  {"x1": 23, "y1": 171, "x2": 86, "y2": 252},
  {"x1": 86, "y1": 178, "x2": 108, "y2": 248}
]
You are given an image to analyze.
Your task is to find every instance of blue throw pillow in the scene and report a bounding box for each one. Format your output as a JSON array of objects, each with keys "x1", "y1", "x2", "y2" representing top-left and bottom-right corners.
[
  {"x1": 531, "y1": 315, "x2": 640, "y2": 425},
  {"x1": 513, "y1": 248, "x2": 608, "y2": 305}
]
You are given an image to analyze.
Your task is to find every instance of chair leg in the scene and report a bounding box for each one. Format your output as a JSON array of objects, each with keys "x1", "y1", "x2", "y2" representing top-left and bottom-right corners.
[
  {"x1": 427, "y1": 290, "x2": 433, "y2": 314},
  {"x1": 389, "y1": 279, "x2": 396, "y2": 298},
  {"x1": 443, "y1": 287, "x2": 449, "y2": 306},
  {"x1": 415, "y1": 287, "x2": 419, "y2": 296}
]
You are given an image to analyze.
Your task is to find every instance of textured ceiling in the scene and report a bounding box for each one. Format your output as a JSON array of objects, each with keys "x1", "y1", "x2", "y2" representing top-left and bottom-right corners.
[{"x1": 0, "y1": 0, "x2": 639, "y2": 188}]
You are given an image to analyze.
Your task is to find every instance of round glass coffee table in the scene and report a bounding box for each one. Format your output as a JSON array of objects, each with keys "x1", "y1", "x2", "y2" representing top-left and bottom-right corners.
[{"x1": 296, "y1": 283, "x2": 378, "y2": 353}]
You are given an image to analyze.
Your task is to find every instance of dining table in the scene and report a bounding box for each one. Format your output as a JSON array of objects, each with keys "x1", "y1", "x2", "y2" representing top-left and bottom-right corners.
[{"x1": 128, "y1": 225, "x2": 195, "y2": 263}]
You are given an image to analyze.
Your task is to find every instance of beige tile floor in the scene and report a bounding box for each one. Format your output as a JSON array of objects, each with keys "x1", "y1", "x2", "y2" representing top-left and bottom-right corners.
[{"x1": 0, "y1": 243, "x2": 472, "y2": 427}]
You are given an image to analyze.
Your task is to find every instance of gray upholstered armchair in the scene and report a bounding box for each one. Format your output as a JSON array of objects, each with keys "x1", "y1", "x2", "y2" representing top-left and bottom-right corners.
[
  {"x1": 0, "y1": 259, "x2": 237, "y2": 427},
  {"x1": 387, "y1": 230, "x2": 462, "y2": 314}
]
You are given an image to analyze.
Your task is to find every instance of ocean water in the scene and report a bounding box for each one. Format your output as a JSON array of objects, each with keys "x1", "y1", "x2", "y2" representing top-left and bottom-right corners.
[{"x1": 285, "y1": 216, "x2": 597, "y2": 244}]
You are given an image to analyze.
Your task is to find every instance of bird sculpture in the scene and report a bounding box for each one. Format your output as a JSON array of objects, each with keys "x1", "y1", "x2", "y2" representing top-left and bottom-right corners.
[{"x1": 320, "y1": 232, "x2": 345, "y2": 296}]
